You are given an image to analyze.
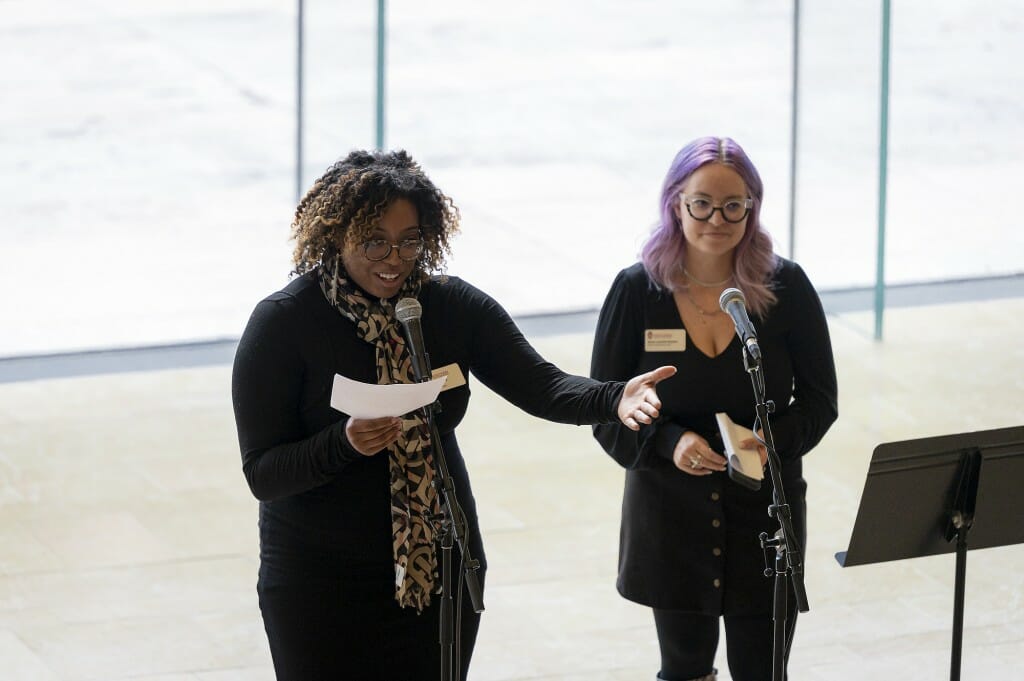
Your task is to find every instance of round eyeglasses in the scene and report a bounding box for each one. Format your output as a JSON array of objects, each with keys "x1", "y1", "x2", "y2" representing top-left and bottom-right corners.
[
  {"x1": 679, "y1": 194, "x2": 753, "y2": 223},
  {"x1": 362, "y1": 237, "x2": 425, "y2": 262}
]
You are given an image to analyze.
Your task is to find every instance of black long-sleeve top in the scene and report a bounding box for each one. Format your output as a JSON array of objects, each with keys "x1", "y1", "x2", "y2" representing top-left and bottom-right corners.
[
  {"x1": 232, "y1": 271, "x2": 625, "y2": 582},
  {"x1": 590, "y1": 259, "x2": 837, "y2": 613}
]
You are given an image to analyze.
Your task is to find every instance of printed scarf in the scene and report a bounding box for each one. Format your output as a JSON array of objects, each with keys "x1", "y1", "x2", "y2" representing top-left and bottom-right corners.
[{"x1": 318, "y1": 262, "x2": 439, "y2": 612}]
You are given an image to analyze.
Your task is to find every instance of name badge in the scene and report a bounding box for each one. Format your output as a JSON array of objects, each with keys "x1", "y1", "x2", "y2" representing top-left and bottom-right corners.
[
  {"x1": 644, "y1": 329, "x2": 686, "y2": 352},
  {"x1": 431, "y1": 363, "x2": 467, "y2": 391}
]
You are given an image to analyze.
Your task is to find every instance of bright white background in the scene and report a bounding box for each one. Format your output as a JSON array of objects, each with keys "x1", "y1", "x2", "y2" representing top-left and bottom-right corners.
[{"x1": 2, "y1": 0, "x2": 1022, "y2": 356}]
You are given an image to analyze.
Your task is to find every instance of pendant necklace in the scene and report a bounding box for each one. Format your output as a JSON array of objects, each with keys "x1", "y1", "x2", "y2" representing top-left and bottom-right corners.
[
  {"x1": 682, "y1": 266, "x2": 733, "y2": 288},
  {"x1": 684, "y1": 289, "x2": 723, "y2": 325}
]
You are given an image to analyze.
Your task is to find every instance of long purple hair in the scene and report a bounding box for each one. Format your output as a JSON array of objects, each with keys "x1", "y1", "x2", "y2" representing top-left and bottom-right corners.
[{"x1": 640, "y1": 136, "x2": 778, "y2": 317}]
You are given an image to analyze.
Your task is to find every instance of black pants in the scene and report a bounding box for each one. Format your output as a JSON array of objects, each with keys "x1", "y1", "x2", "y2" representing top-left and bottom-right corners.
[
  {"x1": 259, "y1": 569, "x2": 484, "y2": 681},
  {"x1": 652, "y1": 609, "x2": 797, "y2": 681}
]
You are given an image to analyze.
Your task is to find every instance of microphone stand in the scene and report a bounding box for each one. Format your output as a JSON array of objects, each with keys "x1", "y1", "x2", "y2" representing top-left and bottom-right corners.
[
  {"x1": 414, "y1": 355, "x2": 484, "y2": 681},
  {"x1": 742, "y1": 347, "x2": 809, "y2": 681}
]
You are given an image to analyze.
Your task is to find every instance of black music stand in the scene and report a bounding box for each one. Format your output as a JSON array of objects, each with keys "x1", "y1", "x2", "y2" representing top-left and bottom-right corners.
[{"x1": 836, "y1": 425, "x2": 1024, "y2": 681}]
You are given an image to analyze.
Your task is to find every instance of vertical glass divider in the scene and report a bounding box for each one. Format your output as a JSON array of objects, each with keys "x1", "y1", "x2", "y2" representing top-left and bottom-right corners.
[
  {"x1": 295, "y1": 0, "x2": 305, "y2": 203},
  {"x1": 788, "y1": 0, "x2": 800, "y2": 261},
  {"x1": 375, "y1": 0, "x2": 386, "y2": 150},
  {"x1": 875, "y1": 0, "x2": 892, "y2": 340}
]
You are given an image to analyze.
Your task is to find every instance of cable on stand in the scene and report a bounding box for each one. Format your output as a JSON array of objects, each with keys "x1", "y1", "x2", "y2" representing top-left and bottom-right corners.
[
  {"x1": 420, "y1": 396, "x2": 484, "y2": 681},
  {"x1": 394, "y1": 296, "x2": 483, "y2": 681},
  {"x1": 742, "y1": 347, "x2": 809, "y2": 681}
]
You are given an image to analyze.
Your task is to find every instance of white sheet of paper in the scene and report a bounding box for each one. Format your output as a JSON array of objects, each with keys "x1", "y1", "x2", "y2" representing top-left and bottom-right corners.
[
  {"x1": 330, "y1": 374, "x2": 446, "y2": 418},
  {"x1": 715, "y1": 411, "x2": 763, "y2": 482}
]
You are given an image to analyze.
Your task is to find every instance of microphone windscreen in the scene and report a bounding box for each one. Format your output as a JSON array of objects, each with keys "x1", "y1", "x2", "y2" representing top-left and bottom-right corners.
[
  {"x1": 395, "y1": 297, "x2": 422, "y2": 324},
  {"x1": 718, "y1": 287, "x2": 746, "y2": 312}
]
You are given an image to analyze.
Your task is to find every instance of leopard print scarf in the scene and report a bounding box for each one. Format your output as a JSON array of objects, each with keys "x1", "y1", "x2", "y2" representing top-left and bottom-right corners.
[{"x1": 318, "y1": 262, "x2": 439, "y2": 612}]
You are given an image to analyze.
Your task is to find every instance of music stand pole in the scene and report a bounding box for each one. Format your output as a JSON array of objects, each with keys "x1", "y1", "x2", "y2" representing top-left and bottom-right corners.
[{"x1": 944, "y1": 449, "x2": 980, "y2": 681}]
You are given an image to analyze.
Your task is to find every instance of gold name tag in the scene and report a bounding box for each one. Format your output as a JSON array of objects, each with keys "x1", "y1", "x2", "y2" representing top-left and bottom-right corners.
[
  {"x1": 431, "y1": 363, "x2": 467, "y2": 391},
  {"x1": 644, "y1": 329, "x2": 686, "y2": 352}
]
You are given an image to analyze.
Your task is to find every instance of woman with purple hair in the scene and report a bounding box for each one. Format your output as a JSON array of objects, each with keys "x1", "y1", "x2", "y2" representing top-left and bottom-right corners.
[{"x1": 590, "y1": 136, "x2": 838, "y2": 681}]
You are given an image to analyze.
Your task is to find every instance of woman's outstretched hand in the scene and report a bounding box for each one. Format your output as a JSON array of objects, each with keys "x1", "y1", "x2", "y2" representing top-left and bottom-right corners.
[{"x1": 617, "y1": 365, "x2": 677, "y2": 431}]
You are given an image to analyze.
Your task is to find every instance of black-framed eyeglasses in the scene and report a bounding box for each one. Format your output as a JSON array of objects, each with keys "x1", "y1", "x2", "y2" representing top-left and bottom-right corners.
[
  {"x1": 679, "y1": 194, "x2": 753, "y2": 223},
  {"x1": 361, "y1": 236, "x2": 425, "y2": 262}
]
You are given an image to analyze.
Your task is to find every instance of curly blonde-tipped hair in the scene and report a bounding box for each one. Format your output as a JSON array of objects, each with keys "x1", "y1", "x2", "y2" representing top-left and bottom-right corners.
[{"x1": 290, "y1": 149, "x2": 460, "y2": 280}]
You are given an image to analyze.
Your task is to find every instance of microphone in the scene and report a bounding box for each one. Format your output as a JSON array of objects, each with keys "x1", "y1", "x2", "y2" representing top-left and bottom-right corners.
[
  {"x1": 395, "y1": 297, "x2": 431, "y2": 382},
  {"x1": 718, "y1": 288, "x2": 762, "y2": 361}
]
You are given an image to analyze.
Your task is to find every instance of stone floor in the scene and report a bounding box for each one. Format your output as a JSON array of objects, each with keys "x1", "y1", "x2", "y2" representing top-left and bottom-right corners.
[{"x1": 1, "y1": 298, "x2": 1022, "y2": 680}]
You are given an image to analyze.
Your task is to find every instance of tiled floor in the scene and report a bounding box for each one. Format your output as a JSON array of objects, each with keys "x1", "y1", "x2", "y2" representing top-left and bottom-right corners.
[{"x1": 1, "y1": 299, "x2": 1022, "y2": 680}]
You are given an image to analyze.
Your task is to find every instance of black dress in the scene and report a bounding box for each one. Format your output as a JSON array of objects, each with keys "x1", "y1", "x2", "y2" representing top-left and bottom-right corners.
[
  {"x1": 232, "y1": 270, "x2": 624, "y2": 680},
  {"x1": 590, "y1": 259, "x2": 837, "y2": 614}
]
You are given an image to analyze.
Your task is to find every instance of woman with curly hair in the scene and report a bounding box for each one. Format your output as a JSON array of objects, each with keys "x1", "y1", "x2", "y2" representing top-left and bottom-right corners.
[
  {"x1": 590, "y1": 137, "x2": 838, "y2": 681},
  {"x1": 231, "y1": 149, "x2": 675, "y2": 680}
]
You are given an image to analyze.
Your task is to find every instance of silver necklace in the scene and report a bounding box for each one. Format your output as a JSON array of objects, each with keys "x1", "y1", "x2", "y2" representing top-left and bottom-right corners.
[
  {"x1": 684, "y1": 289, "x2": 723, "y2": 324},
  {"x1": 682, "y1": 266, "x2": 732, "y2": 288}
]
